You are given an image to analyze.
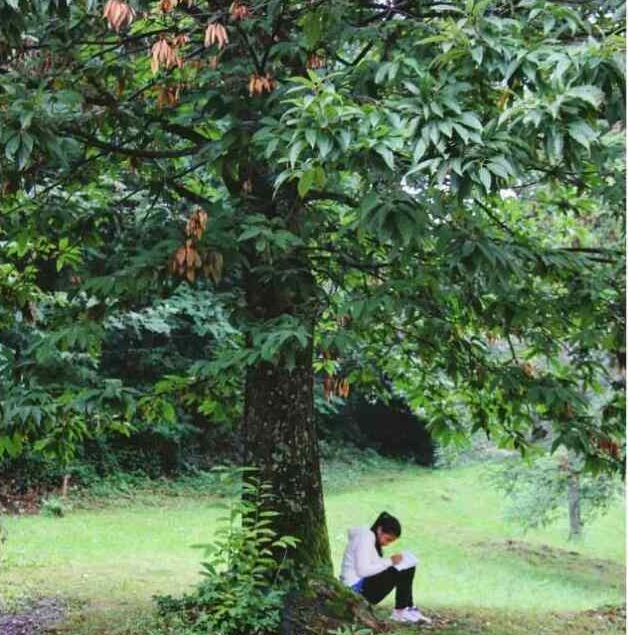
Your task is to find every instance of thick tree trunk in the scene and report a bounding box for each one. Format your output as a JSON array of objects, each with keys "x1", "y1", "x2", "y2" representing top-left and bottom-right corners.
[
  {"x1": 241, "y1": 223, "x2": 332, "y2": 573},
  {"x1": 243, "y1": 328, "x2": 332, "y2": 573},
  {"x1": 567, "y1": 470, "x2": 582, "y2": 540}
]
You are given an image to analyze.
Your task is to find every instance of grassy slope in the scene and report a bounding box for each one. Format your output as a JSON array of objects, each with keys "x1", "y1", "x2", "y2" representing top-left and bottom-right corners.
[
  {"x1": 1, "y1": 463, "x2": 624, "y2": 634},
  {"x1": 326, "y1": 464, "x2": 625, "y2": 612}
]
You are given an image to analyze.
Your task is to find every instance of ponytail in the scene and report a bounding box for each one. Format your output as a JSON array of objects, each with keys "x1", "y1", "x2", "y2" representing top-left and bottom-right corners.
[{"x1": 370, "y1": 511, "x2": 401, "y2": 556}]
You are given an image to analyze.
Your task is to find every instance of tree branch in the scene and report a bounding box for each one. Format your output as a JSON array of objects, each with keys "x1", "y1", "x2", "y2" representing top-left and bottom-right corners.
[
  {"x1": 305, "y1": 190, "x2": 358, "y2": 207},
  {"x1": 168, "y1": 182, "x2": 214, "y2": 208},
  {"x1": 70, "y1": 129, "x2": 202, "y2": 159}
]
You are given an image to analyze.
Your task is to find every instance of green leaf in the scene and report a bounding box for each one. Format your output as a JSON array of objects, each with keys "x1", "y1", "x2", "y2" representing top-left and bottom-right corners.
[
  {"x1": 375, "y1": 63, "x2": 392, "y2": 85},
  {"x1": 339, "y1": 130, "x2": 352, "y2": 151},
  {"x1": 302, "y1": 11, "x2": 323, "y2": 47},
  {"x1": 298, "y1": 168, "x2": 315, "y2": 197},
  {"x1": 487, "y1": 161, "x2": 508, "y2": 179},
  {"x1": 305, "y1": 128, "x2": 317, "y2": 149},
  {"x1": 5, "y1": 134, "x2": 20, "y2": 160},
  {"x1": 452, "y1": 123, "x2": 470, "y2": 144},
  {"x1": 567, "y1": 121, "x2": 596, "y2": 149},
  {"x1": 264, "y1": 138, "x2": 279, "y2": 159},
  {"x1": 289, "y1": 140, "x2": 305, "y2": 167},
  {"x1": 20, "y1": 110, "x2": 34, "y2": 130},
  {"x1": 360, "y1": 191, "x2": 378, "y2": 215},
  {"x1": 478, "y1": 166, "x2": 491, "y2": 193},
  {"x1": 462, "y1": 240, "x2": 475, "y2": 257},
  {"x1": 460, "y1": 112, "x2": 483, "y2": 130},
  {"x1": 413, "y1": 138, "x2": 428, "y2": 162},
  {"x1": 313, "y1": 166, "x2": 326, "y2": 188},
  {"x1": 17, "y1": 133, "x2": 34, "y2": 170},
  {"x1": 317, "y1": 133, "x2": 332, "y2": 159},
  {"x1": 471, "y1": 46, "x2": 484, "y2": 65},
  {"x1": 374, "y1": 144, "x2": 394, "y2": 170},
  {"x1": 238, "y1": 226, "x2": 264, "y2": 242},
  {"x1": 566, "y1": 85, "x2": 604, "y2": 109}
]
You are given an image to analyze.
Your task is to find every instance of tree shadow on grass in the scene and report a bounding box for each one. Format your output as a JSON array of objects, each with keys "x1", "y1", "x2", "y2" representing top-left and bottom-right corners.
[{"x1": 472, "y1": 539, "x2": 625, "y2": 594}]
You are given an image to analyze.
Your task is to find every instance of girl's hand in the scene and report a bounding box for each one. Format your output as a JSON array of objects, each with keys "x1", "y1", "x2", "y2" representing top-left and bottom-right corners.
[{"x1": 391, "y1": 554, "x2": 403, "y2": 565}]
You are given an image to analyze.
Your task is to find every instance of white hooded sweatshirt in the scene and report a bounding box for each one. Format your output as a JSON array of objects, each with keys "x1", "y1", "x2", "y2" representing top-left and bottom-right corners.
[{"x1": 340, "y1": 526, "x2": 393, "y2": 587}]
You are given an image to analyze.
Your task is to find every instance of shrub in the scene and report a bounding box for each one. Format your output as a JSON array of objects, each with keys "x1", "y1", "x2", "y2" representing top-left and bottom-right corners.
[
  {"x1": 154, "y1": 468, "x2": 297, "y2": 635},
  {"x1": 40, "y1": 495, "x2": 69, "y2": 518}
]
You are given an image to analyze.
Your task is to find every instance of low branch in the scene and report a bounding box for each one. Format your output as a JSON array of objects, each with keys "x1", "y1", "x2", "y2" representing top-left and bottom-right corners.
[
  {"x1": 169, "y1": 181, "x2": 214, "y2": 208},
  {"x1": 305, "y1": 190, "x2": 358, "y2": 207},
  {"x1": 70, "y1": 129, "x2": 201, "y2": 159}
]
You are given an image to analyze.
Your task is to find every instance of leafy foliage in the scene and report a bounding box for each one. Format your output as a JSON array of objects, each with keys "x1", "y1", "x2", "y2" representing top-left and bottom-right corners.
[
  {"x1": 39, "y1": 494, "x2": 69, "y2": 517},
  {"x1": 154, "y1": 468, "x2": 296, "y2": 635}
]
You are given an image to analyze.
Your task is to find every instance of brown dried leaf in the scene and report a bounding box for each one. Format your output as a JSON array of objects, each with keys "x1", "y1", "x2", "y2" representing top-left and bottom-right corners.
[
  {"x1": 103, "y1": 0, "x2": 135, "y2": 32},
  {"x1": 186, "y1": 246, "x2": 197, "y2": 267},
  {"x1": 204, "y1": 22, "x2": 229, "y2": 49},
  {"x1": 175, "y1": 247, "x2": 186, "y2": 266},
  {"x1": 229, "y1": 1, "x2": 251, "y2": 20}
]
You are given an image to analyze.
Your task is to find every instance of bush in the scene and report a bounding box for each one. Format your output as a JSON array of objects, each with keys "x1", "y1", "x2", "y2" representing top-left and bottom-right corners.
[
  {"x1": 154, "y1": 468, "x2": 297, "y2": 635},
  {"x1": 40, "y1": 495, "x2": 69, "y2": 518}
]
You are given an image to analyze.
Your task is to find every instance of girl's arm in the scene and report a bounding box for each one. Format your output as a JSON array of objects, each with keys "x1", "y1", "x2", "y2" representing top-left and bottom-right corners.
[{"x1": 354, "y1": 532, "x2": 393, "y2": 578}]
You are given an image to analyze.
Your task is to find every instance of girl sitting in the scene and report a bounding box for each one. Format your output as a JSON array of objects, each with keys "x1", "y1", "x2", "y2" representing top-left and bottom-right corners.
[{"x1": 340, "y1": 511, "x2": 431, "y2": 624}]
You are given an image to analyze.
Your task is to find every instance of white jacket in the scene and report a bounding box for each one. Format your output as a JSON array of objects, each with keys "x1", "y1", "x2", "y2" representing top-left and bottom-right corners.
[{"x1": 340, "y1": 526, "x2": 393, "y2": 586}]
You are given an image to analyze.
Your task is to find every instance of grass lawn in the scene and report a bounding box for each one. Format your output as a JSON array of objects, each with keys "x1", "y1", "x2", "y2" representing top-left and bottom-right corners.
[{"x1": 1, "y1": 462, "x2": 624, "y2": 634}]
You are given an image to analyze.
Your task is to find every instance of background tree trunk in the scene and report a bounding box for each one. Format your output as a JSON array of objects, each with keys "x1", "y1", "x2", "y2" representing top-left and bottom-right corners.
[
  {"x1": 568, "y1": 470, "x2": 582, "y2": 540},
  {"x1": 61, "y1": 474, "x2": 70, "y2": 498}
]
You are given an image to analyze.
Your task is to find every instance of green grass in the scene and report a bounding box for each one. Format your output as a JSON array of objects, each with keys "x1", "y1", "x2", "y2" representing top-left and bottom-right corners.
[
  {"x1": 1, "y1": 462, "x2": 624, "y2": 634},
  {"x1": 327, "y1": 463, "x2": 625, "y2": 612}
]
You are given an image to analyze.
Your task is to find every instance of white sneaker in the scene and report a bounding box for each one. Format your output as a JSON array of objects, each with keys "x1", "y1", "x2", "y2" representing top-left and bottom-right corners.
[
  {"x1": 391, "y1": 608, "x2": 420, "y2": 623},
  {"x1": 406, "y1": 607, "x2": 432, "y2": 625}
]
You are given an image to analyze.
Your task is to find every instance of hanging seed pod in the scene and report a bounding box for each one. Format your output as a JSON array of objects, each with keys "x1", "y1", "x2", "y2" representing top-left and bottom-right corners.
[
  {"x1": 204, "y1": 22, "x2": 229, "y2": 49},
  {"x1": 103, "y1": 0, "x2": 136, "y2": 32}
]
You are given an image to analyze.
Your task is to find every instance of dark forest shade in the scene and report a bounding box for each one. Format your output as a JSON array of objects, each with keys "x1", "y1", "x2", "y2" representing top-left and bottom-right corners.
[{"x1": 321, "y1": 395, "x2": 435, "y2": 466}]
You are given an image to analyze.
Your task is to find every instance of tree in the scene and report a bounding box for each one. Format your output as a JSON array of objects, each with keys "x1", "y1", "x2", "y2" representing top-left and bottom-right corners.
[
  {"x1": 487, "y1": 450, "x2": 623, "y2": 540},
  {"x1": 1, "y1": 0, "x2": 625, "y2": 571}
]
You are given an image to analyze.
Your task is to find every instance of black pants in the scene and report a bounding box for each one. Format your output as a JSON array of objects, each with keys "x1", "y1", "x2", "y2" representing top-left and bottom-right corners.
[{"x1": 360, "y1": 566, "x2": 415, "y2": 609}]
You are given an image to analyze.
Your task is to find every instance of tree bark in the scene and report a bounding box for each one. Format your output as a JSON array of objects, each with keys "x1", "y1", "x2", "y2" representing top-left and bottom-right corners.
[
  {"x1": 242, "y1": 232, "x2": 332, "y2": 573},
  {"x1": 61, "y1": 474, "x2": 70, "y2": 498},
  {"x1": 567, "y1": 470, "x2": 582, "y2": 540},
  {"x1": 243, "y1": 329, "x2": 332, "y2": 573}
]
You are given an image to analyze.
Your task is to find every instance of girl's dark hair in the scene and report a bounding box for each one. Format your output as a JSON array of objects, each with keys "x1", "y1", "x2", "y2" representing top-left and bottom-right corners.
[{"x1": 370, "y1": 511, "x2": 401, "y2": 556}]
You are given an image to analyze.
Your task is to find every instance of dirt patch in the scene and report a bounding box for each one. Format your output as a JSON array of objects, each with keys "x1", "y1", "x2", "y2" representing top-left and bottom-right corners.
[
  {"x1": 0, "y1": 597, "x2": 67, "y2": 635},
  {"x1": 578, "y1": 603, "x2": 626, "y2": 625},
  {"x1": 474, "y1": 539, "x2": 625, "y2": 578},
  {"x1": 0, "y1": 487, "x2": 42, "y2": 515}
]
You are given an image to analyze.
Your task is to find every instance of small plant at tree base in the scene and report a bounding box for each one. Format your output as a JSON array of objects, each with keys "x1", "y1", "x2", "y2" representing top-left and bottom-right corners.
[
  {"x1": 328, "y1": 627, "x2": 374, "y2": 635},
  {"x1": 40, "y1": 495, "x2": 69, "y2": 518},
  {"x1": 154, "y1": 467, "x2": 298, "y2": 635}
]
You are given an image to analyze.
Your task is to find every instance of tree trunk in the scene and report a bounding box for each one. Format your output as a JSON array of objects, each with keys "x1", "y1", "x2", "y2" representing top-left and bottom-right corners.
[
  {"x1": 567, "y1": 470, "x2": 582, "y2": 540},
  {"x1": 241, "y1": 219, "x2": 333, "y2": 574},
  {"x1": 243, "y1": 324, "x2": 332, "y2": 573},
  {"x1": 61, "y1": 474, "x2": 70, "y2": 498}
]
